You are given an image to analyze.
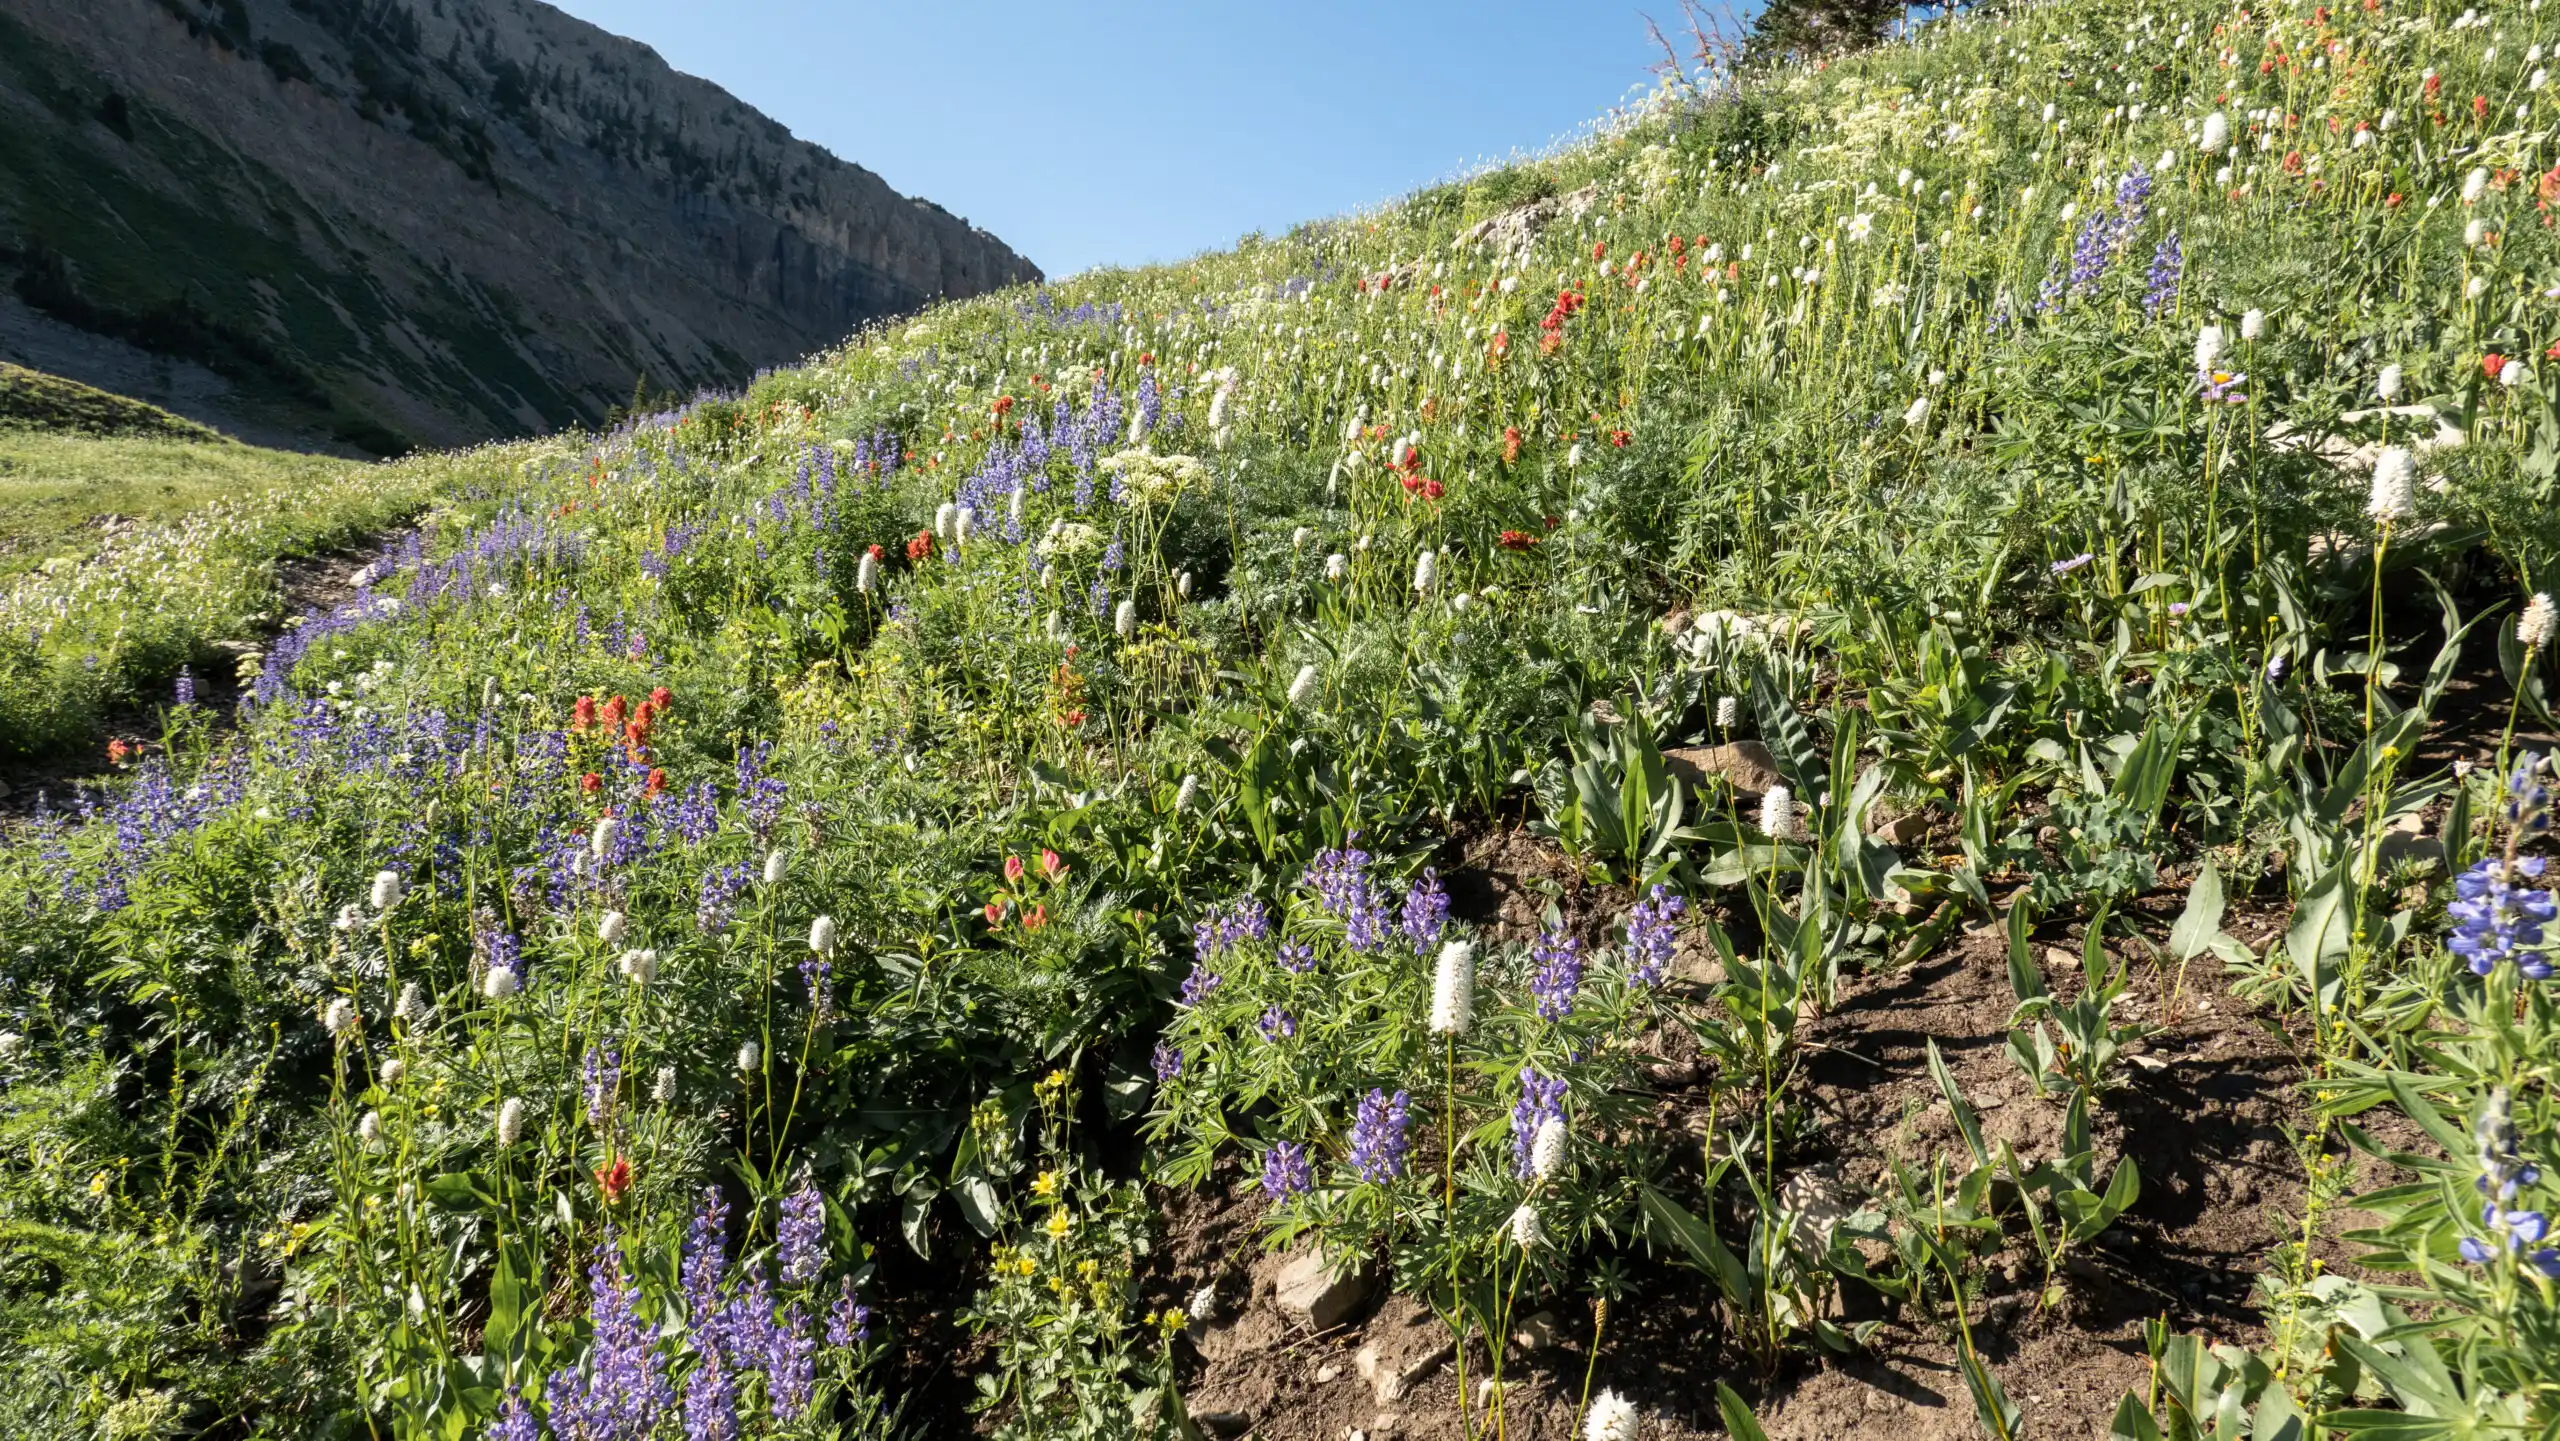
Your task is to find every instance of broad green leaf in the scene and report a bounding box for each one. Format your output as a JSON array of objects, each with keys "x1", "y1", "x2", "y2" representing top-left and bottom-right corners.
[{"x1": 2170, "y1": 859, "x2": 2226, "y2": 962}]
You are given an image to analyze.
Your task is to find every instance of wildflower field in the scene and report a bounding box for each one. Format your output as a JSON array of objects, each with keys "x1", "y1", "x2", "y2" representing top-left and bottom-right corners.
[{"x1": 8, "y1": 0, "x2": 2560, "y2": 1436}]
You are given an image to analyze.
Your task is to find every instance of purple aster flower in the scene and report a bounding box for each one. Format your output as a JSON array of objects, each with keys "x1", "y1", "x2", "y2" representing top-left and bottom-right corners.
[
  {"x1": 2051, "y1": 552, "x2": 2095, "y2": 577},
  {"x1": 1624, "y1": 884, "x2": 1685, "y2": 986},
  {"x1": 1261, "y1": 1140, "x2": 1314, "y2": 1199},
  {"x1": 1529, "y1": 928, "x2": 1586, "y2": 1021},
  {"x1": 778, "y1": 1178, "x2": 826, "y2": 1287},
  {"x1": 1348, "y1": 1088, "x2": 1412, "y2": 1182},
  {"x1": 1510, "y1": 1067, "x2": 1569, "y2": 1179}
]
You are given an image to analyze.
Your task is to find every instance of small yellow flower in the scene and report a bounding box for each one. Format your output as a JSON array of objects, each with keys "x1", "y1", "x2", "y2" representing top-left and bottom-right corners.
[
  {"x1": 1032, "y1": 1169, "x2": 1061, "y2": 1198},
  {"x1": 1016, "y1": 1256, "x2": 1037, "y2": 1277},
  {"x1": 1045, "y1": 1212, "x2": 1071, "y2": 1239},
  {"x1": 89, "y1": 1171, "x2": 109, "y2": 1197},
  {"x1": 1077, "y1": 1259, "x2": 1099, "y2": 1279}
]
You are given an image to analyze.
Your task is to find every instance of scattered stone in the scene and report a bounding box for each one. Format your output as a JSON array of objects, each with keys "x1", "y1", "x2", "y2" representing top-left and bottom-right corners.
[
  {"x1": 1317, "y1": 1363, "x2": 1343, "y2": 1384},
  {"x1": 1777, "y1": 1163, "x2": 1856, "y2": 1246},
  {"x1": 1512, "y1": 1310, "x2": 1564, "y2": 1352},
  {"x1": 1275, "y1": 1248, "x2": 1370, "y2": 1331},
  {"x1": 1872, "y1": 809, "x2": 1932, "y2": 846},
  {"x1": 1354, "y1": 1338, "x2": 1454, "y2": 1404},
  {"x1": 1663, "y1": 739, "x2": 1786, "y2": 797},
  {"x1": 1195, "y1": 1412, "x2": 1250, "y2": 1438}
]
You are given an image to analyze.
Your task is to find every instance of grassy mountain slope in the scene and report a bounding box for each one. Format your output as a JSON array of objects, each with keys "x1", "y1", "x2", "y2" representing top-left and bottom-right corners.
[{"x1": 2, "y1": 0, "x2": 2558, "y2": 1437}]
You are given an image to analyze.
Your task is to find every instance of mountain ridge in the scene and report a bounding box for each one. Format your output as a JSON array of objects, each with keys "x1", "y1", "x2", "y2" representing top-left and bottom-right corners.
[{"x1": 0, "y1": 0, "x2": 1041, "y2": 454}]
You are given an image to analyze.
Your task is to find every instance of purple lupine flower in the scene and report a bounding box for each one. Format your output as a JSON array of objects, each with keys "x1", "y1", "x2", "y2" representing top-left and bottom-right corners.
[
  {"x1": 1192, "y1": 896, "x2": 1272, "y2": 965},
  {"x1": 826, "y1": 1276, "x2": 871, "y2": 1348},
  {"x1": 1348, "y1": 1088, "x2": 1412, "y2": 1182},
  {"x1": 778, "y1": 1178, "x2": 826, "y2": 1287},
  {"x1": 680, "y1": 1356, "x2": 738, "y2": 1441},
  {"x1": 2032, "y1": 261, "x2": 2063, "y2": 316},
  {"x1": 1152, "y1": 1042, "x2": 1184, "y2": 1081},
  {"x1": 2507, "y1": 757, "x2": 2553, "y2": 835},
  {"x1": 174, "y1": 666, "x2": 196, "y2": 708},
  {"x1": 1276, "y1": 942, "x2": 1317, "y2": 974},
  {"x1": 545, "y1": 1232, "x2": 673, "y2": 1441},
  {"x1": 1511, "y1": 1068, "x2": 1569, "y2": 1179},
  {"x1": 1400, "y1": 869, "x2": 1450, "y2": 949},
  {"x1": 2448, "y1": 856, "x2": 2555, "y2": 979},
  {"x1": 695, "y1": 862, "x2": 754, "y2": 936},
  {"x1": 2113, "y1": 166, "x2": 2153, "y2": 234},
  {"x1": 763, "y1": 1303, "x2": 817, "y2": 1423},
  {"x1": 582, "y1": 1042, "x2": 622, "y2": 1128},
  {"x1": 2066, "y1": 211, "x2": 2113, "y2": 297},
  {"x1": 1303, "y1": 846, "x2": 1391, "y2": 952},
  {"x1": 1261, "y1": 1139, "x2": 1314, "y2": 1199},
  {"x1": 2143, "y1": 231, "x2": 2182, "y2": 316},
  {"x1": 486, "y1": 1391, "x2": 539, "y2": 1441},
  {"x1": 799, "y1": 952, "x2": 835, "y2": 1023},
  {"x1": 1257, "y1": 1005, "x2": 1297, "y2": 1041},
  {"x1": 1529, "y1": 929, "x2": 1586, "y2": 1021},
  {"x1": 1624, "y1": 884, "x2": 1685, "y2": 986},
  {"x1": 682, "y1": 1188, "x2": 731, "y2": 1341},
  {"x1": 1178, "y1": 966, "x2": 1223, "y2": 1007}
]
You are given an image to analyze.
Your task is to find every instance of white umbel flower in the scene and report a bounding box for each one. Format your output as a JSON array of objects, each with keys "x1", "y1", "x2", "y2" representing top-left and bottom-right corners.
[
  {"x1": 370, "y1": 870, "x2": 404, "y2": 911},
  {"x1": 597, "y1": 911, "x2": 628, "y2": 947},
  {"x1": 810, "y1": 915, "x2": 839, "y2": 956},
  {"x1": 1116, "y1": 598, "x2": 1137, "y2": 637},
  {"x1": 736, "y1": 1040, "x2": 762, "y2": 1072},
  {"x1": 1585, "y1": 1388, "x2": 1639, "y2": 1441},
  {"x1": 764, "y1": 849, "x2": 787, "y2": 885},
  {"x1": 2368, "y1": 447, "x2": 2417, "y2": 523},
  {"x1": 2378, "y1": 363, "x2": 2404, "y2": 400},
  {"x1": 323, "y1": 998, "x2": 359, "y2": 1040},
  {"x1": 2521, "y1": 592, "x2": 2557, "y2": 650},
  {"x1": 1429, "y1": 940, "x2": 1475, "y2": 1036},
  {"x1": 2194, "y1": 324, "x2": 2226, "y2": 373},
  {"x1": 1760, "y1": 784, "x2": 1799, "y2": 841},
  {"x1": 2199, "y1": 111, "x2": 2230, "y2": 154},
  {"x1": 2240, "y1": 308, "x2": 2265, "y2": 341},
  {"x1": 1287, "y1": 664, "x2": 1321, "y2": 707},
  {"x1": 1509, "y1": 1203, "x2": 1545, "y2": 1249},
  {"x1": 1413, "y1": 549, "x2": 1438, "y2": 594},
  {"x1": 591, "y1": 815, "x2": 619, "y2": 859},
  {"x1": 482, "y1": 966, "x2": 519, "y2": 1000},
  {"x1": 496, "y1": 1097, "x2": 526, "y2": 1147},
  {"x1": 1530, "y1": 1116, "x2": 1569, "y2": 1179}
]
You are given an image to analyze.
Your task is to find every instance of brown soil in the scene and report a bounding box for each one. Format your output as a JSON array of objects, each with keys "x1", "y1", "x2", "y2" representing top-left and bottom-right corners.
[{"x1": 1132, "y1": 835, "x2": 2377, "y2": 1441}]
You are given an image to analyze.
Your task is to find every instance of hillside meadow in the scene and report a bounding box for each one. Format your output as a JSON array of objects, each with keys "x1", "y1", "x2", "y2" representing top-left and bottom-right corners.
[{"x1": 4, "y1": 0, "x2": 2560, "y2": 1438}]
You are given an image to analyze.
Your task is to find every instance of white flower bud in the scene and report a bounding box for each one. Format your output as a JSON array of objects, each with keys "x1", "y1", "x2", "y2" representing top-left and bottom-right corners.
[
  {"x1": 597, "y1": 911, "x2": 627, "y2": 947},
  {"x1": 1287, "y1": 664, "x2": 1320, "y2": 708},
  {"x1": 764, "y1": 849, "x2": 788, "y2": 885},
  {"x1": 1530, "y1": 1116, "x2": 1569, "y2": 1179},
  {"x1": 2520, "y1": 592, "x2": 2556, "y2": 650},
  {"x1": 1509, "y1": 1203, "x2": 1545, "y2": 1249},
  {"x1": 810, "y1": 915, "x2": 839, "y2": 956},
  {"x1": 737, "y1": 1040, "x2": 762, "y2": 1072},
  {"x1": 323, "y1": 998, "x2": 360, "y2": 1040},
  {"x1": 1760, "y1": 784, "x2": 1799, "y2": 841},
  {"x1": 370, "y1": 871, "x2": 404, "y2": 911},
  {"x1": 482, "y1": 967, "x2": 520, "y2": 1001},
  {"x1": 496, "y1": 1097, "x2": 526, "y2": 1147}
]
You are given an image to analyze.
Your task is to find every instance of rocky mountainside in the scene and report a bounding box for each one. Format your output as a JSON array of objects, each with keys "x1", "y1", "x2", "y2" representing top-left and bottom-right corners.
[{"x1": 0, "y1": 0, "x2": 1040, "y2": 454}]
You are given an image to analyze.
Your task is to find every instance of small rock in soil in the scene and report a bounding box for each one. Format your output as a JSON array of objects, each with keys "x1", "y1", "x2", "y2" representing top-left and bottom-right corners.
[
  {"x1": 1663, "y1": 739, "x2": 1786, "y2": 796},
  {"x1": 1511, "y1": 1309, "x2": 1564, "y2": 1351},
  {"x1": 1194, "y1": 1412, "x2": 1250, "y2": 1437},
  {"x1": 1316, "y1": 1362, "x2": 1343, "y2": 1383},
  {"x1": 1275, "y1": 1247, "x2": 1370, "y2": 1331}
]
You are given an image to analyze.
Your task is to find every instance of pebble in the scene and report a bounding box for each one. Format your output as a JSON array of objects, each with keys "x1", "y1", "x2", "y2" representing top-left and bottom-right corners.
[{"x1": 1317, "y1": 1363, "x2": 1342, "y2": 1383}]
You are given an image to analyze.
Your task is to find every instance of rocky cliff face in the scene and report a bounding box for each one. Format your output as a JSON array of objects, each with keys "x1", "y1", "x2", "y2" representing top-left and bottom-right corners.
[{"x1": 0, "y1": 0, "x2": 1041, "y2": 453}]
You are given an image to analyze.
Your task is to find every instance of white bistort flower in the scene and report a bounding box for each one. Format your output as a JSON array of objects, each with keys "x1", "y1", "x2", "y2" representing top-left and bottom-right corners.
[
  {"x1": 2465, "y1": 166, "x2": 2491, "y2": 205},
  {"x1": 370, "y1": 870, "x2": 404, "y2": 911},
  {"x1": 810, "y1": 915, "x2": 839, "y2": 956},
  {"x1": 2520, "y1": 592, "x2": 2557, "y2": 650},
  {"x1": 2240, "y1": 308, "x2": 2265, "y2": 341},
  {"x1": 1509, "y1": 1203, "x2": 1545, "y2": 1249},
  {"x1": 323, "y1": 998, "x2": 359, "y2": 1040},
  {"x1": 1760, "y1": 784, "x2": 1799, "y2": 841},
  {"x1": 1585, "y1": 1388, "x2": 1640, "y2": 1441},
  {"x1": 1429, "y1": 940, "x2": 1475, "y2": 1036},
  {"x1": 1287, "y1": 664, "x2": 1321, "y2": 707},
  {"x1": 2194, "y1": 324, "x2": 2227, "y2": 373},
  {"x1": 1325, "y1": 552, "x2": 1348, "y2": 581},
  {"x1": 482, "y1": 966, "x2": 519, "y2": 1000},
  {"x1": 1903, "y1": 396, "x2": 1930, "y2": 427},
  {"x1": 737, "y1": 1040, "x2": 762, "y2": 1072},
  {"x1": 2368, "y1": 447, "x2": 2417, "y2": 523},
  {"x1": 591, "y1": 815, "x2": 619, "y2": 859},
  {"x1": 764, "y1": 849, "x2": 788, "y2": 885},
  {"x1": 1531, "y1": 1116, "x2": 1569, "y2": 1179},
  {"x1": 2199, "y1": 111, "x2": 2230, "y2": 153},
  {"x1": 597, "y1": 911, "x2": 628, "y2": 947},
  {"x1": 496, "y1": 1097, "x2": 526, "y2": 1147},
  {"x1": 2378, "y1": 363, "x2": 2404, "y2": 400},
  {"x1": 1413, "y1": 549, "x2": 1438, "y2": 595}
]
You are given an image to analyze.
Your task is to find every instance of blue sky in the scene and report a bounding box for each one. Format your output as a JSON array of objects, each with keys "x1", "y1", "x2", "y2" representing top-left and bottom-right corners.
[{"x1": 545, "y1": 1, "x2": 1706, "y2": 279}]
